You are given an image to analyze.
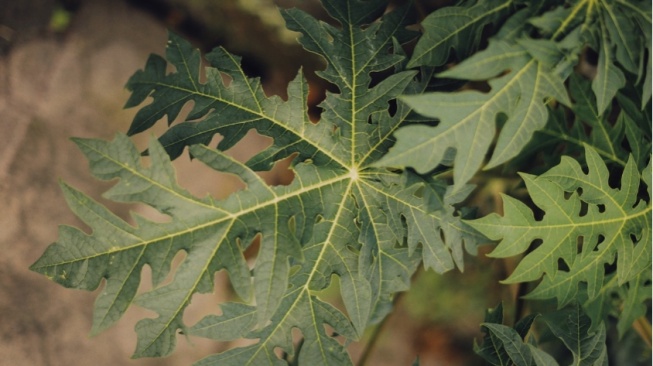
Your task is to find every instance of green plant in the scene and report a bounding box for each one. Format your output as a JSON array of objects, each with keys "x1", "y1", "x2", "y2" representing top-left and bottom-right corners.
[{"x1": 31, "y1": 0, "x2": 651, "y2": 364}]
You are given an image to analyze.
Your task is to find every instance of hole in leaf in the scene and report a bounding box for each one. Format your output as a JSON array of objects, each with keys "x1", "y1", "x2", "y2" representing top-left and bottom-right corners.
[
  {"x1": 636, "y1": 177, "x2": 651, "y2": 206},
  {"x1": 620, "y1": 127, "x2": 633, "y2": 152},
  {"x1": 162, "y1": 250, "x2": 188, "y2": 285},
  {"x1": 520, "y1": 195, "x2": 545, "y2": 221},
  {"x1": 586, "y1": 234, "x2": 605, "y2": 252},
  {"x1": 597, "y1": 204, "x2": 605, "y2": 213},
  {"x1": 578, "y1": 200, "x2": 588, "y2": 217},
  {"x1": 325, "y1": 322, "x2": 347, "y2": 346},
  {"x1": 243, "y1": 234, "x2": 261, "y2": 263},
  {"x1": 132, "y1": 204, "x2": 173, "y2": 224},
  {"x1": 184, "y1": 269, "x2": 232, "y2": 325},
  {"x1": 557, "y1": 258, "x2": 570, "y2": 272},
  {"x1": 530, "y1": 238, "x2": 544, "y2": 250},
  {"x1": 274, "y1": 346, "x2": 288, "y2": 361},
  {"x1": 607, "y1": 166, "x2": 623, "y2": 189},
  {"x1": 313, "y1": 274, "x2": 345, "y2": 312},
  {"x1": 387, "y1": 99, "x2": 397, "y2": 117},
  {"x1": 604, "y1": 260, "x2": 617, "y2": 275},
  {"x1": 596, "y1": 234, "x2": 605, "y2": 246},
  {"x1": 259, "y1": 153, "x2": 296, "y2": 187},
  {"x1": 394, "y1": 215, "x2": 408, "y2": 248},
  {"x1": 182, "y1": 151, "x2": 246, "y2": 199}
]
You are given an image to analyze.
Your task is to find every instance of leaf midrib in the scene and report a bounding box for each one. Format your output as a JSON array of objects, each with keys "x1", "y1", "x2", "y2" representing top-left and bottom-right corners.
[
  {"x1": 33, "y1": 171, "x2": 351, "y2": 268},
  {"x1": 245, "y1": 177, "x2": 356, "y2": 365}
]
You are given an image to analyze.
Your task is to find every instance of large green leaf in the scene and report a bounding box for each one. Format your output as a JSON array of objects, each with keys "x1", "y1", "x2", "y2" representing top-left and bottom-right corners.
[
  {"x1": 377, "y1": 38, "x2": 570, "y2": 189},
  {"x1": 468, "y1": 146, "x2": 651, "y2": 311},
  {"x1": 31, "y1": 1, "x2": 481, "y2": 363}
]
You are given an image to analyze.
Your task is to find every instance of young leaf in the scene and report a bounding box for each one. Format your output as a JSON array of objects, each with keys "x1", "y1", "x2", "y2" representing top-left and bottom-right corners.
[
  {"x1": 616, "y1": 270, "x2": 652, "y2": 339},
  {"x1": 591, "y1": 17, "x2": 626, "y2": 116},
  {"x1": 31, "y1": 1, "x2": 481, "y2": 363},
  {"x1": 479, "y1": 323, "x2": 535, "y2": 366},
  {"x1": 542, "y1": 303, "x2": 608, "y2": 366},
  {"x1": 468, "y1": 146, "x2": 652, "y2": 308},
  {"x1": 474, "y1": 303, "x2": 557, "y2": 366}
]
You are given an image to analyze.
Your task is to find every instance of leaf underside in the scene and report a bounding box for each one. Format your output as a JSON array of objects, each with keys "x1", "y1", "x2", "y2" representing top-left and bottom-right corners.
[{"x1": 30, "y1": 1, "x2": 481, "y2": 364}]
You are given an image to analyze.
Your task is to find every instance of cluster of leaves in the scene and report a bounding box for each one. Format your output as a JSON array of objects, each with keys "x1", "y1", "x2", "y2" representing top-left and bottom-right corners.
[
  {"x1": 31, "y1": 0, "x2": 651, "y2": 364},
  {"x1": 475, "y1": 302, "x2": 608, "y2": 366}
]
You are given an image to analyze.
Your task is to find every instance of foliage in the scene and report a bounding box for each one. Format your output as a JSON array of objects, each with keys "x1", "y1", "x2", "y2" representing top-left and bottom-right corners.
[
  {"x1": 475, "y1": 302, "x2": 608, "y2": 366},
  {"x1": 31, "y1": 0, "x2": 651, "y2": 365}
]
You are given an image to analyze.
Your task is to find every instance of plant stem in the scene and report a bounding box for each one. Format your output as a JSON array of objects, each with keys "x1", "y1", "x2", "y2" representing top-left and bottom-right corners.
[
  {"x1": 356, "y1": 266, "x2": 423, "y2": 366},
  {"x1": 356, "y1": 291, "x2": 405, "y2": 366},
  {"x1": 633, "y1": 316, "x2": 652, "y2": 348}
]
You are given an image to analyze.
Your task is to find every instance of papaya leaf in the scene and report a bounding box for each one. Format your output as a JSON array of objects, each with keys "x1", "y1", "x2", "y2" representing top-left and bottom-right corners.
[
  {"x1": 474, "y1": 303, "x2": 557, "y2": 366},
  {"x1": 468, "y1": 146, "x2": 652, "y2": 309},
  {"x1": 506, "y1": 74, "x2": 651, "y2": 175},
  {"x1": 478, "y1": 323, "x2": 535, "y2": 366},
  {"x1": 612, "y1": 0, "x2": 651, "y2": 108},
  {"x1": 591, "y1": 15, "x2": 626, "y2": 116},
  {"x1": 542, "y1": 303, "x2": 608, "y2": 366},
  {"x1": 407, "y1": 0, "x2": 513, "y2": 68},
  {"x1": 186, "y1": 302, "x2": 257, "y2": 341},
  {"x1": 31, "y1": 1, "x2": 481, "y2": 363},
  {"x1": 377, "y1": 39, "x2": 570, "y2": 189},
  {"x1": 617, "y1": 271, "x2": 652, "y2": 339}
]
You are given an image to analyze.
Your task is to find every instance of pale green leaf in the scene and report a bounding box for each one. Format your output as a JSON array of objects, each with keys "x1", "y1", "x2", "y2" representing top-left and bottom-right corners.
[
  {"x1": 468, "y1": 146, "x2": 652, "y2": 307},
  {"x1": 377, "y1": 39, "x2": 569, "y2": 189}
]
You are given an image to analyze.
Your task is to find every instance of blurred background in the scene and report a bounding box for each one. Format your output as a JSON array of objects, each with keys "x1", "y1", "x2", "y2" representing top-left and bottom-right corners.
[{"x1": 0, "y1": 0, "x2": 527, "y2": 364}]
